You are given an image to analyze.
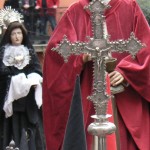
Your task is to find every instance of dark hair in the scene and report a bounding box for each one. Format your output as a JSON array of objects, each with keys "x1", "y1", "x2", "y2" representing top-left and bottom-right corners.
[{"x1": 0, "y1": 21, "x2": 32, "y2": 48}]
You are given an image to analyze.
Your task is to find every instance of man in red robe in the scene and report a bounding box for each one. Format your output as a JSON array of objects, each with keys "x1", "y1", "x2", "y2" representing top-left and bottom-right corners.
[
  {"x1": 107, "y1": 0, "x2": 150, "y2": 149},
  {"x1": 43, "y1": 0, "x2": 150, "y2": 149}
]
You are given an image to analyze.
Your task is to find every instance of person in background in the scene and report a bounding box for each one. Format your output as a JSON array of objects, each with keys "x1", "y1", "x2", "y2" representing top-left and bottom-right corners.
[
  {"x1": 0, "y1": 7, "x2": 45, "y2": 150},
  {"x1": 35, "y1": 0, "x2": 59, "y2": 35},
  {"x1": 22, "y1": 0, "x2": 39, "y2": 41},
  {"x1": 42, "y1": 0, "x2": 150, "y2": 150},
  {"x1": 4, "y1": 0, "x2": 20, "y2": 9}
]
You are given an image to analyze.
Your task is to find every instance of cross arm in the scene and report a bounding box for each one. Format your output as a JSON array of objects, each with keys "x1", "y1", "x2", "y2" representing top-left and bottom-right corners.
[
  {"x1": 109, "y1": 32, "x2": 146, "y2": 58},
  {"x1": 52, "y1": 35, "x2": 99, "y2": 62},
  {"x1": 52, "y1": 35, "x2": 90, "y2": 62}
]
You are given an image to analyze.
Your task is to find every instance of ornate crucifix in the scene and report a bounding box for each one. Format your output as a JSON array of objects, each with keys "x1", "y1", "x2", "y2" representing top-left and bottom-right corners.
[{"x1": 52, "y1": 0, "x2": 145, "y2": 149}]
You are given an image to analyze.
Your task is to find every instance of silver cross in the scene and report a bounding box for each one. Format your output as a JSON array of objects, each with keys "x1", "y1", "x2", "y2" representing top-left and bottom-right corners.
[{"x1": 52, "y1": 0, "x2": 145, "y2": 116}]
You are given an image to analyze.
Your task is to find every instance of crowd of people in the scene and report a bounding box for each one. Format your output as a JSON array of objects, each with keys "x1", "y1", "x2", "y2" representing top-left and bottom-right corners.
[{"x1": 1, "y1": 0, "x2": 150, "y2": 150}]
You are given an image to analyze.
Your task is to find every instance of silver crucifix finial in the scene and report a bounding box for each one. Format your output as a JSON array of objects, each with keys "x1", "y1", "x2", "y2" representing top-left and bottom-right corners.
[
  {"x1": 6, "y1": 140, "x2": 19, "y2": 150},
  {"x1": 52, "y1": 0, "x2": 145, "y2": 149}
]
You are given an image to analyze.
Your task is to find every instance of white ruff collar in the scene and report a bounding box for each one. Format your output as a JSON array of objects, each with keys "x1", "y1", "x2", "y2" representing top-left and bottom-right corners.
[{"x1": 3, "y1": 44, "x2": 31, "y2": 70}]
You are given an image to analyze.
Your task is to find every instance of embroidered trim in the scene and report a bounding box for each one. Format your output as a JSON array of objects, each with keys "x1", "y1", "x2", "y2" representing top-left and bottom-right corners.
[{"x1": 3, "y1": 44, "x2": 31, "y2": 69}]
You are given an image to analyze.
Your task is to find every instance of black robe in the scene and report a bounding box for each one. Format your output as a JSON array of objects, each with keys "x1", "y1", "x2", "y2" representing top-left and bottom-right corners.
[{"x1": 0, "y1": 45, "x2": 45, "y2": 150}]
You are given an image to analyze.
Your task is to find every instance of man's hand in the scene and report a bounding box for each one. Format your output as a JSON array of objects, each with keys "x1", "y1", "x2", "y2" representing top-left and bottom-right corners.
[
  {"x1": 53, "y1": 5, "x2": 58, "y2": 9},
  {"x1": 82, "y1": 53, "x2": 92, "y2": 63},
  {"x1": 109, "y1": 71, "x2": 124, "y2": 86}
]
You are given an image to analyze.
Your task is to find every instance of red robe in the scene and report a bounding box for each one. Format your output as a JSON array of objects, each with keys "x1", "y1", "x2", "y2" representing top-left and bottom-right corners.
[
  {"x1": 43, "y1": 0, "x2": 150, "y2": 149},
  {"x1": 106, "y1": 0, "x2": 150, "y2": 150}
]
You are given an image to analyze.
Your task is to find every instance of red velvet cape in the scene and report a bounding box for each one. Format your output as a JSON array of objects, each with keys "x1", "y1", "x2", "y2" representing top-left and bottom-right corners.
[
  {"x1": 106, "y1": 0, "x2": 150, "y2": 150},
  {"x1": 43, "y1": 0, "x2": 150, "y2": 149}
]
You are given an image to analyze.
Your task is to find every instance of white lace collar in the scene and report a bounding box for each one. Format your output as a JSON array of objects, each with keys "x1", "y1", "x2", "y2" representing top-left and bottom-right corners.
[{"x1": 3, "y1": 44, "x2": 31, "y2": 70}]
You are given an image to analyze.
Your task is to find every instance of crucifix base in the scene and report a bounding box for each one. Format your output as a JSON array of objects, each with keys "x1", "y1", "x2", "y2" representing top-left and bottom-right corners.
[{"x1": 88, "y1": 115, "x2": 116, "y2": 150}]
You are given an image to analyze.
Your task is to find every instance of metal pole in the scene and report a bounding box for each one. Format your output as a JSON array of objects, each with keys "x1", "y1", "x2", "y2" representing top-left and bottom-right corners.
[
  {"x1": 98, "y1": 137, "x2": 106, "y2": 150},
  {"x1": 93, "y1": 136, "x2": 98, "y2": 150},
  {"x1": 88, "y1": 115, "x2": 116, "y2": 150}
]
